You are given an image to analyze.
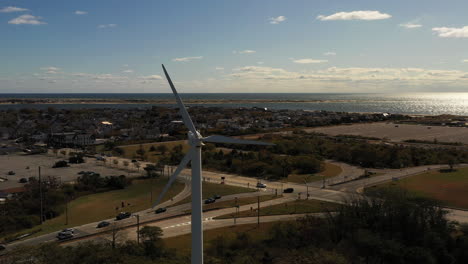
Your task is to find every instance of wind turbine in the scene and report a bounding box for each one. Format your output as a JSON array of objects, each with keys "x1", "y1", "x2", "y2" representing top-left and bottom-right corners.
[{"x1": 153, "y1": 64, "x2": 273, "y2": 264}]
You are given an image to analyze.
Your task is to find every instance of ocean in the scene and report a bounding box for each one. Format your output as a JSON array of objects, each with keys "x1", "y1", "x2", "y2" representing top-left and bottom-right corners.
[{"x1": 1, "y1": 93, "x2": 468, "y2": 116}]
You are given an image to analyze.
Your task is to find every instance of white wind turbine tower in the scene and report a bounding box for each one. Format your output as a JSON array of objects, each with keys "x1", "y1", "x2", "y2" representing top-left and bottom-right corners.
[{"x1": 153, "y1": 64, "x2": 274, "y2": 264}]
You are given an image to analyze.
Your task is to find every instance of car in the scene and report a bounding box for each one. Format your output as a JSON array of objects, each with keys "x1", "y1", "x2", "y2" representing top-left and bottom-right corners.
[
  {"x1": 283, "y1": 188, "x2": 294, "y2": 193},
  {"x1": 7, "y1": 171, "x2": 15, "y2": 175},
  {"x1": 116, "y1": 212, "x2": 131, "y2": 220},
  {"x1": 204, "y1": 198, "x2": 215, "y2": 204},
  {"x1": 213, "y1": 194, "x2": 221, "y2": 200},
  {"x1": 61, "y1": 228, "x2": 75, "y2": 234},
  {"x1": 97, "y1": 221, "x2": 110, "y2": 228},
  {"x1": 131, "y1": 159, "x2": 137, "y2": 163},
  {"x1": 155, "y1": 207, "x2": 167, "y2": 214},
  {"x1": 256, "y1": 182, "x2": 267, "y2": 188},
  {"x1": 57, "y1": 231, "x2": 74, "y2": 240},
  {"x1": 18, "y1": 178, "x2": 28, "y2": 183}
]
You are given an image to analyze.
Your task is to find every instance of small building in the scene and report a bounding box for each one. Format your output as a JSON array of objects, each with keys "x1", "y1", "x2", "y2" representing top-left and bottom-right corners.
[{"x1": 48, "y1": 132, "x2": 96, "y2": 148}]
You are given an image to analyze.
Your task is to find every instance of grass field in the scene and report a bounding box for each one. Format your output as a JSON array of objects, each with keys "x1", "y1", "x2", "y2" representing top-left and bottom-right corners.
[
  {"x1": 286, "y1": 162, "x2": 342, "y2": 183},
  {"x1": 366, "y1": 167, "x2": 468, "y2": 209},
  {"x1": 164, "y1": 221, "x2": 284, "y2": 256},
  {"x1": 11, "y1": 178, "x2": 185, "y2": 238},
  {"x1": 215, "y1": 199, "x2": 339, "y2": 219},
  {"x1": 171, "y1": 181, "x2": 256, "y2": 206}
]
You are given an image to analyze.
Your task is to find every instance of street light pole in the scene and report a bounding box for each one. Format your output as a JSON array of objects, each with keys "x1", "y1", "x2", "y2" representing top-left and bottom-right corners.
[
  {"x1": 135, "y1": 214, "x2": 140, "y2": 244},
  {"x1": 39, "y1": 166, "x2": 43, "y2": 224},
  {"x1": 65, "y1": 199, "x2": 69, "y2": 225},
  {"x1": 257, "y1": 195, "x2": 260, "y2": 227}
]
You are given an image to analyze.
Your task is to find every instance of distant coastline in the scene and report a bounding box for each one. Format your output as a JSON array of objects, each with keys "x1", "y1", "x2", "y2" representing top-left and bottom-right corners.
[{"x1": 0, "y1": 93, "x2": 467, "y2": 116}]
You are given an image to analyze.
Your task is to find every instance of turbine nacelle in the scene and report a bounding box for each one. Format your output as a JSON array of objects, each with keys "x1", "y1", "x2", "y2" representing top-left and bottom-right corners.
[{"x1": 188, "y1": 131, "x2": 203, "y2": 147}]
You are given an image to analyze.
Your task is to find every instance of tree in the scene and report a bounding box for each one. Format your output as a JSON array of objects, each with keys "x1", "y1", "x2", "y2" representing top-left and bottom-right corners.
[
  {"x1": 144, "y1": 164, "x2": 160, "y2": 178},
  {"x1": 156, "y1": 145, "x2": 168, "y2": 155},
  {"x1": 136, "y1": 144, "x2": 146, "y2": 159},
  {"x1": 113, "y1": 159, "x2": 119, "y2": 167},
  {"x1": 138, "y1": 226, "x2": 164, "y2": 258}
]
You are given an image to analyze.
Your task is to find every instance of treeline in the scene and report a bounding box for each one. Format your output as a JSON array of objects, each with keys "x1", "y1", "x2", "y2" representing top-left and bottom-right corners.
[
  {"x1": 201, "y1": 146, "x2": 322, "y2": 180},
  {"x1": 265, "y1": 132, "x2": 468, "y2": 169},
  {"x1": 0, "y1": 173, "x2": 131, "y2": 239}
]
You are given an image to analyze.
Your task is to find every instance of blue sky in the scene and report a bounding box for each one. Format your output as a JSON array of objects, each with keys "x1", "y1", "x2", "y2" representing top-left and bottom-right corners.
[{"x1": 1, "y1": 0, "x2": 468, "y2": 93}]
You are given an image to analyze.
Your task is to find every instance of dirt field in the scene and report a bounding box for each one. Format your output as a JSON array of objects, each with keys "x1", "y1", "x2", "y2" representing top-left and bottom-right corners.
[
  {"x1": 0, "y1": 153, "x2": 139, "y2": 190},
  {"x1": 369, "y1": 167, "x2": 468, "y2": 209},
  {"x1": 305, "y1": 122, "x2": 468, "y2": 144}
]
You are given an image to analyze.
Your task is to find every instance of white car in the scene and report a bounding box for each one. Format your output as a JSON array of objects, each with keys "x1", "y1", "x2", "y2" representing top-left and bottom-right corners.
[
  {"x1": 256, "y1": 183, "x2": 267, "y2": 188},
  {"x1": 61, "y1": 228, "x2": 75, "y2": 234}
]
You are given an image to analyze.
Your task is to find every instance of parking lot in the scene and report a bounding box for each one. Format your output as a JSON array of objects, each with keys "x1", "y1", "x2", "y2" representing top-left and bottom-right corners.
[{"x1": 0, "y1": 153, "x2": 138, "y2": 190}]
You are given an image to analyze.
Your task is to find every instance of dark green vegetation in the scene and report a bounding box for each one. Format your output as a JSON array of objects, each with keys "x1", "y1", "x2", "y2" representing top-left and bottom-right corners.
[
  {"x1": 404, "y1": 139, "x2": 463, "y2": 146},
  {"x1": 366, "y1": 167, "x2": 468, "y2": 209},
  {"x1": 202, "y1": 144, "x2": 322, "y2": 180},
  {"x1": 0, "y1": 172, "x2": 135, "y2": 239},
  {"x1": 264, "y1": 132, "x2": 468, "y2": 169}
]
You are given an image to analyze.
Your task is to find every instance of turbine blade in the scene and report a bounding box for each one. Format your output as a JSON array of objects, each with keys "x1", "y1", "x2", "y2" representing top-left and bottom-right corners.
[
  {"x1": 202, "y1": 135, "x2": 274, "y2": 146},
  {"x1": 162, "y1": 64, "x2": 198, "y2": 135},
  {"x1": 152, "y1": 147, "x2": 195, "y2": 208}
]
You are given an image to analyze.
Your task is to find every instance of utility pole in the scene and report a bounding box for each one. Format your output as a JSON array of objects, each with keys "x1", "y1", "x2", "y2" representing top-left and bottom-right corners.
[
  {"x1": 65, "y1": 199, "x2": 69, "y2": 225},
  {"x1": 39, "y1": 166, "x2": 43, "y2": 224},
  {"x1": 135, "y1": 214, "x2": 140, "y2": 244},
  {"x1": 257, "y1": 195, "x2": 260, "y2": 227},
  {"x1": 234, "y1": 197, "x2": 238, "y2": 225}
]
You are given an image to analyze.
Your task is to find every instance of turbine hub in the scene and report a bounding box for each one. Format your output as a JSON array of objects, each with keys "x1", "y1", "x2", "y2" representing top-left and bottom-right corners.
[{"x1": 188, "y1": 131, "x2": 203, "y2": 147}]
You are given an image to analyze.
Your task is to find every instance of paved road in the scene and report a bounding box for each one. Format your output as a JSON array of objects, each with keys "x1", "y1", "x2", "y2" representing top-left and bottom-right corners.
[
  {"x1": 8, "y1": 156, "x2": 468, "y2": 250},
  {"x1": 308, "y1": 160, "x2": 364, "y2": 188}
]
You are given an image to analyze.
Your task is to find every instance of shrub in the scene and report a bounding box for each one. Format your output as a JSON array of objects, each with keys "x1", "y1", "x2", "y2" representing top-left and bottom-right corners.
[{"x1": 52, "y1": 160, "x2": 68, "y2": 168}]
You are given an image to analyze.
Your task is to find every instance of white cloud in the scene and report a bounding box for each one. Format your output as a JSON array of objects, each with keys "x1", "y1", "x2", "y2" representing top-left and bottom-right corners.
[
  {"x1": 269, "y1": 16, "x2": 286, "y2": 24},
  {"x1": 8, "y1": 14, "x2": 46, "y2": 25},
  {"x1": 400, "y1": 22, "x2": 422, "y2": 29},
  {"x1": 142, "y1": 75, "x2": 163, "y2": 80},
  {"x1": 317, "y1": 11, "x2": 391, "y2": 21},
  {"x1": 463, "y1": 60, "x2": 468, "y2": 63},
  {"x1": 324, "y1": 52, "x2": 336, "y2": 56},
  {"x1": 292, "y1": 59, "x2": 328, "y2": 64},
  {"x1": 122, "y1": 69, "x2": 134, "y2": 73},
  {"x1": 40, "y1": 66, "x2": 60, "y2": 74},
  {"x1": 257, "y1": 61, "x2": 264, "y2": 65},
  {"x1": 0, "y1": 6, "x2": 28, "y2": 13},
  {"x1": 432, "y1": 26, "x2": 468, "y2": 38},
  {"x1": 233, "y1": 50, "x2": 256, "y2": 54},
  {"x1": 172, "y1": 56, "x2": 203, "y2": 62},
  {"x1": 230, "y1": 65, "x2": 468, "y2": 85},
  {"x1": 98, "y1": 24, "x2": 117, "y2": 29},
  {"x1": 75, "y1": 10, "x2": 88, "y2": 15},
  {"x1": 215, "y1": 67, "x2": 224, "y2": 70}
]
